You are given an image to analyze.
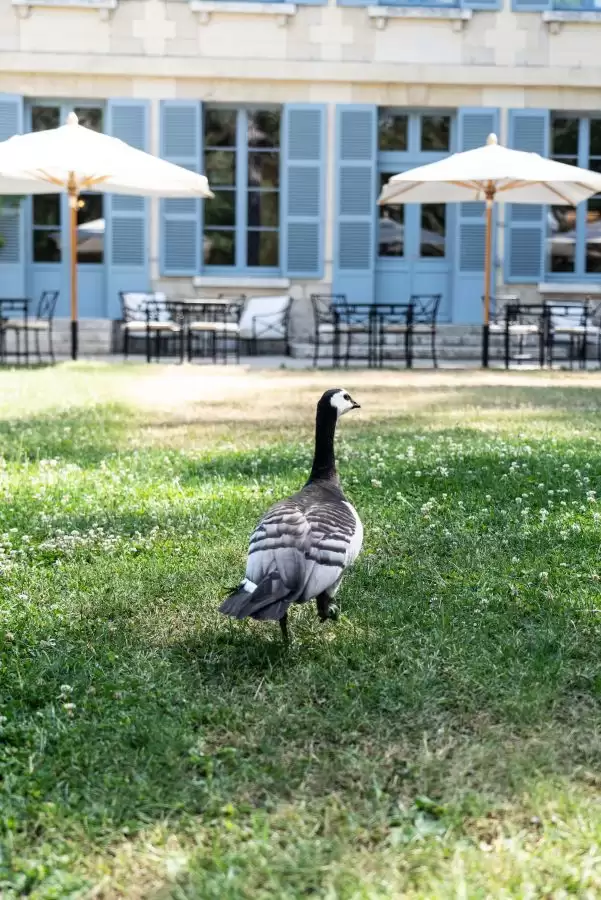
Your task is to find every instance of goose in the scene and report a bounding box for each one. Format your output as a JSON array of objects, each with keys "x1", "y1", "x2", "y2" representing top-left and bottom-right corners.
[{"x1": 219, "y1": 388, "x2": 363, "y2": 643}]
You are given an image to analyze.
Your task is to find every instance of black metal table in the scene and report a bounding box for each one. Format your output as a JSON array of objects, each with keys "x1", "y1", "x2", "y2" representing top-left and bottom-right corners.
[
  {"x1": 0, "y1": 298, "x2": 31, "y2": 365},
  {"x1": 337, "y1": 303, "x2": 379, "y2": 368},
  {"x1": 158, "y1": 299, "x2": 244, "y2": 364}
]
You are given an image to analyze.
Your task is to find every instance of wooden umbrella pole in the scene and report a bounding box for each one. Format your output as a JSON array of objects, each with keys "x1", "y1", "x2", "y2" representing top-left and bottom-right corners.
[
  {"x1": 482, "y1": 183, "x2": 495, "y2": 369},
  {"x1": 68, "y1": 173, "x2": 79, "y2": 361}
]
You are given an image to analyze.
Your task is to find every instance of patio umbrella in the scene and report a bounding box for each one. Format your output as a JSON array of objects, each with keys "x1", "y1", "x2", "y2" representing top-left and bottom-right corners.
[
  {"x1": 0, "y1": 112, "x2": 213, "y2": 360},
  {"x1": 379, "y1": 134, "x2": 601, "y2": 366}
]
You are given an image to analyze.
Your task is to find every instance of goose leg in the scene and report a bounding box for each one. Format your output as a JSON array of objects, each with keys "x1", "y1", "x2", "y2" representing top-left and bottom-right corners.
[
  {"x1": 279, "y1": 613, "x2": 289, "y2": 645},
  {"x1": 316, "y1": 591, "x2": 339, "y2": 623}
]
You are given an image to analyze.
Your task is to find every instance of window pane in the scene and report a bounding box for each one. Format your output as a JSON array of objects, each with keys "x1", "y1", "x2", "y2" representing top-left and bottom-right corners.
[
  {"x1": 421, "y1": 116, "x2": 450, "y2": 152},
  {"x1": 248, "y1": 153, "x2": 279, "y2": 188},
  {"x1": 378, "y1": 112, "x2": 408, "y2": 152},
  {"x1": 204, "y1": 190, "x2": 236, "y2": 228},
  {"x1": 552, "y1": 156, "x2": 578, "y2": 168},
  {"x1": 548, "y1": 206, "x2": 576, "y2": 273},
  {"x1": 205, "y1": 150, "x2": 236, "y2": 186},
  {"x1": 590, "y1": 121, "x2": 601, "y2": 157},
  {"x1": 248, "y1": 110, "x2": 280, "y2": 149},
  {"x1": 32, "y1": 106, "x2": 60, "y2": 132},
  {"x1": 204, "y1": 230, "x2": 235, "y2": 266},
  {"x1": 378, "y1": 173, "x2": 403, "y2": 257},
  {"x1": 247, "y1": 230, "x2": 278, "y2": 267},
  {"x1": 420, "y1": 204, "x2": 446, "y2": 257},
  {"x1": 74, "y1": 107, "x2": 103, "y2": 132},
  {"x1": 77, "y1": 193, "x2": 103, "y2": 264},
  {"x1": 33, "y1": 230, "x2": 61, "y2": 263},
  {"x1": 205, "y1": 109, "x2": 237, "y2": 148},
  {"x1": 247, "y1": 191, "x2": 279, "y2": 228},
  {"x1": 552, "y1": 117, "x2": 579, "y2": 157},
  {"x1": 33, "y1": 194, "x2": 60, "y2": 227},
  {"x1": 586, "y1": 196, "x2": 601, "y2": 273}
]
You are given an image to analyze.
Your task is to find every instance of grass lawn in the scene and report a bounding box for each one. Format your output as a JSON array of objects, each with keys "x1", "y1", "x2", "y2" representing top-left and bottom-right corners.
[{"x1": 3, "y1": 363, "x2": 601, "y2": 898}]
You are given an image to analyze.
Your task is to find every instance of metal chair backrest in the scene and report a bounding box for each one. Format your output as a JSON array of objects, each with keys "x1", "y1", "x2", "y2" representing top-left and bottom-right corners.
[
  {"x1": 310, "y1": 293, "x2": 347, "y2": 326},
  {"x1": 120, "y1": 291, "x2": 168, "y2": 323},
  {"x1": 410, "y1": 294, "x2": 442, "y2": 325},
  {"x1": 36, "y1": 290, "x2": 59, "y2": 322},
  {"x1": 547, "y1": 301, "x2": 588, "y2": 329}
]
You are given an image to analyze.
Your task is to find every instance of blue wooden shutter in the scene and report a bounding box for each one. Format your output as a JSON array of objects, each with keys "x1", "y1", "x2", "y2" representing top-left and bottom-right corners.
[
  {"x1": 452, "y1": 107, "x2": 499, "y2": 324},
  {"x1": 505, "y1": 109, "x2": 549, "y2": 283},
  {"x1": 0, "y1": 94, "x2": 25, "y2": 298},
  {"x1": 282, "y1": 104, "x2": 325, "y2": 279},
  {"x1": 464, "y1": 0, "x2": 501, "y2": 9},
  {"x1": 333, "y1": 105, "x2": 377, "y2": 303},
  {"x1": 106, "y1": 99, "x2": 149, "y2": 318},
  {"x1": 160, "y1": 101, "x2": 202, "y2": 276}
]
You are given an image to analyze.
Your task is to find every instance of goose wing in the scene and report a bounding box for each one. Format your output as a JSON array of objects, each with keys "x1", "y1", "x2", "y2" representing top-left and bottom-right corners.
[{"x1": 245, "y1": 491, "x2": 361, "y2": 601}]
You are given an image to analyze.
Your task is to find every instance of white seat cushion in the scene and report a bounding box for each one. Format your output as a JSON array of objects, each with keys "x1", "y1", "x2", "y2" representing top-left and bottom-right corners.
[
  {"x1": 122, "y1": 291, "x2": 169, "y2": 323},
  {"x1": 188, "y1": 321, "x2": 240, "y2": 333},
  {"x1": 1, "y1": 319, "x2": 49, "y2": 330},
  {"x1": 238, "y1": 295, "x2": 289, "y2": 340},
  {"x1": 122, "y1": 321, "x2": 181, "y2": 332}
]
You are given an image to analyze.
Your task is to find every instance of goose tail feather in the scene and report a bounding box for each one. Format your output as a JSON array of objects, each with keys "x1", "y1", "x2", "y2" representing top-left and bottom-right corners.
[{"x1": 219, "y1": 571, "x2": 294, "y2": 622}]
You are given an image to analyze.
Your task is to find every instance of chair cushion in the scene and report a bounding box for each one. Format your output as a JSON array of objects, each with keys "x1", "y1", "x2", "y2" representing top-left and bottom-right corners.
[
  {"x1": 122, "y1": 292, "x2": 169, "y2": 323},
  {"x1": 1, "y1": 319, "x2": 49, "y2": 330},
  {"x1": 122, "y1": 321, "x2": 180, "y2": 332},
  {"x1": 188, "y1": 321, "x2": 240, "y2": 333},
  {"x1": 238, "y1": 295, "x2": 289, "y2": 340}
]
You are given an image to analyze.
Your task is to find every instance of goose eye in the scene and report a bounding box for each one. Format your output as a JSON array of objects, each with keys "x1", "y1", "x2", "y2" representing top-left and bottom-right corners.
[{"x1": 343, "y1": 393, "x2": 350, "y2": 401}]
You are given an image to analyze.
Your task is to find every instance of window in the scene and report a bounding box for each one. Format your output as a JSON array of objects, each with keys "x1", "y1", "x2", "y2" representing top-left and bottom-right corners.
[
  {"x1": 203, "y1": 107, "x2": 280, "y2": 270},
  {"x1": 548, "y1": 114, "x2": 601, "y2": 276},
  {"x1": 378, "y1": 111, "x2": 451, "y2": 262},
  {"x1": 378, "y1": 173, "x2": 404, "y2": 257},
  {"x1": 31, "y1": 104, "x2": 104, "y2": 265},
  {"x1": 420, "y1": 204, "x2": 446, "y2": 257}
]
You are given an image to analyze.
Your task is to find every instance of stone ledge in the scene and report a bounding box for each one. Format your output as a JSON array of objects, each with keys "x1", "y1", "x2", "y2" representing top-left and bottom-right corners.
[
  {"x1": 189, "y1": 0, "x2": 296, "y2": 25},
  {"x1": 193, "y1": 275, "x2": 291, "y2": 290},
  {"x1": 538, "y1": 282, "x2": 601, "y2": 296},
  {"x1": 543, "y1": 8, "x2": 601, "y2": 33},
  {"x1": 367, "y1": 4, "x2": 472, "y2": 30},
  {"x1": 12, "y1": 0, "x2": 116, "y2": 18}
]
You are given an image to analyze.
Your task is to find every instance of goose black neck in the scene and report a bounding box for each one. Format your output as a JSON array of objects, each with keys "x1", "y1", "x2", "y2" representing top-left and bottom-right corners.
[{"x1": 308, "y1": 403, "x2": 338, "y2": 482}]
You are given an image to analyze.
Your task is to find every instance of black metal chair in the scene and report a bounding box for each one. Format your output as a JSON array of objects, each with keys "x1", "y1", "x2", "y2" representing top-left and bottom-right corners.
[
  {"x1": 120, "y1": 291, "x2": 182, "y2": 361},
  {"x1": 409, "y1": 294, "x2": 442, "y2": 367},
  {"x1": 309, "y1": 294, "x2": 348, "y2": 367},
  {"x1": 546, "y1": 301, "x2": 595, "y2": 370},
  {"x1": 496, "y1": 301, "x2": 548, "y2": 369},
  {"x1": 374, "y1": 302, "x2": 414, "y2": 368},
  {"x1": 237, "y1": 295, "x2": 291, "y2": 356},
  {"x1": 186, "y1": 298, "x2": 244, "y2": 365},
  {"x1": 0, "y1": 299, "x2": 30, "y2": 365}
]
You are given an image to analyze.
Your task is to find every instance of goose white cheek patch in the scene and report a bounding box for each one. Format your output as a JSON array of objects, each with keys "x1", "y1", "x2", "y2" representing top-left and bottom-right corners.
[{"x1": 330, "y1": 391, "x2": 353, "y2": 416}]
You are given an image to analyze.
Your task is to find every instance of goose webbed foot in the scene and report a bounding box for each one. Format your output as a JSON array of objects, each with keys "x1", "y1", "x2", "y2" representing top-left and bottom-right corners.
[{"x1": 316, "y1": 592, "x2": 339, "y2": 623}]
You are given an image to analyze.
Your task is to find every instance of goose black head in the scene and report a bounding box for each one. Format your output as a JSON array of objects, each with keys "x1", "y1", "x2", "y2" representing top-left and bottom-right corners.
[{"x1": 318, "y1": 388, "x2": 361, "y2": 418}]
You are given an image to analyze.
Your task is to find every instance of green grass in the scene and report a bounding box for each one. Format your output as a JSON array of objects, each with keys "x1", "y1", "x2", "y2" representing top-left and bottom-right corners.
[{"x1": 3, "y1": 363, "x2": 601, "y2": 898}]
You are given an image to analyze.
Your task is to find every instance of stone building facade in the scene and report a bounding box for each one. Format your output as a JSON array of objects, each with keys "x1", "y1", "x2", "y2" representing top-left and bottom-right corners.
[{"x1": 0, "y1": 0, "x2": 600, "y2": 350}]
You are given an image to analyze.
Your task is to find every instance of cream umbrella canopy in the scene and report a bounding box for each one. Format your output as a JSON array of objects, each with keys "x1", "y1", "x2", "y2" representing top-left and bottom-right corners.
[
  {"x1": 0, "y1": 111, "x2": 213, "y2": 359},
  {"x1": 379, "y1": 133, "x2": 601, "y2": 366}
]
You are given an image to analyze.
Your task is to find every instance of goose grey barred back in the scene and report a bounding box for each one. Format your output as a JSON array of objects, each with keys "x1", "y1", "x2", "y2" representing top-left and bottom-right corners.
[{"x1": 219, "y1": 388, "x2": 363, "y2": 643}]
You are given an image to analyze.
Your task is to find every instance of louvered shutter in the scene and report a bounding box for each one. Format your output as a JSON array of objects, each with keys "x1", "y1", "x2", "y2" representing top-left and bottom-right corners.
[
  {"x1": 333, "y1": 105, "x2": 377, "y2": 303},
  {"x1": 505, "y1": 110, "x2": 549, "y2": 283},
  {"x1": 160, "y1": 101, "x2": 202, "y2": 276},
  {"x1": 106, "y1": 99, "x2": 150, "y2": 318},
  {"x1": 282, "y1": 104, "x2": 325, "y2": 279},
  {"x1": 452, "y1": 108, "x2": 499, "y2": 324},
  {"x1": 0, "y1": 95, "x2": 25, "y2": 297}
]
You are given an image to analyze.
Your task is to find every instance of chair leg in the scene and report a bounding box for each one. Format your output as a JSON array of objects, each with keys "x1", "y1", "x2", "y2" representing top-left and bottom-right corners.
[
  {"x1": 15, "y1": 328, "x2": 20, "y2": 365},
  {"x1": 25, "y1": 327, "x2": 29, "y2": 366},
  {"x1": 124, "y1": 329, "x2": 129, "y2": 360},
  {"x1": 35, "y1": 329, "x2": 41, "y2": 365},
  {"x1": 313, "y1": 332, "x2": 319, "y2": 368},
  {"x1": 431, "y1": 328, "x2": 438, "y2": 368}
]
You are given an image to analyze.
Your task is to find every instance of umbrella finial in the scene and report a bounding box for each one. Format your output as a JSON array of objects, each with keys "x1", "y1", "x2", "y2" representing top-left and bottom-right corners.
[
  {"x1": 66, "y1": 112, "x2": 79, "y2": 127},
  {"x1": 486, "y1": 133, "x2": 498, "y2": 146}
]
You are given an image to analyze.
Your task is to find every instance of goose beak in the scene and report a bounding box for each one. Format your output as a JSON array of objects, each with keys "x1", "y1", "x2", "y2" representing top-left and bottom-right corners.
[{"x1": 351, "y1": 400, "x2": 361, "y2": 410}]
